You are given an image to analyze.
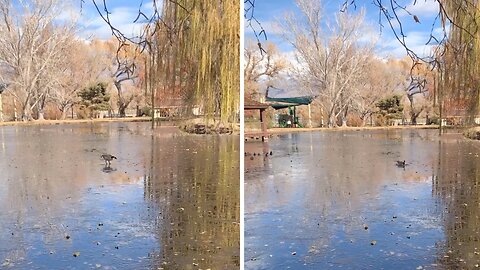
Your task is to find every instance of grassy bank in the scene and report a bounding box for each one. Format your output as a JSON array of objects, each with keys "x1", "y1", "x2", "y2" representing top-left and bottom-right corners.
[{"x1": 179, "y1": 118, "x2": 240, "y2": 134}]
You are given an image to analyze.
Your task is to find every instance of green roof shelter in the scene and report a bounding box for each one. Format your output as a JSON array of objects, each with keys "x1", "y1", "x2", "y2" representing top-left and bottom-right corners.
[{"x1": 265, "y1": 86, "x2": 316, "y2": 128}]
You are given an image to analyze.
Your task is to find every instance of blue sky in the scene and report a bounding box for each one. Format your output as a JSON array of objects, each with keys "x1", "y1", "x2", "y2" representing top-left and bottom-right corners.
[
  {"x1": 74, "y1": 0, "x2": 443, "y2": 59},
  {"x1": 70, "y1": 0, "x2": 155, "y2": 40},
  {"x1": 245, "y1": 0, "x2": 443, "y2": 59}
]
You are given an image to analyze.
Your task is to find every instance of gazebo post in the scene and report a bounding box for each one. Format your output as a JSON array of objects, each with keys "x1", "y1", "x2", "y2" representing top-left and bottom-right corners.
[
  {"x1": 260, "y1": 108, "x2": 268, "y2": 141},
  {"x1": 308, "y1": 104, "x2": 312, "y2": 128},
  {"x1": 245, "y1": 98, "x2": 270, "y2": 141},
  {"x1": 292, "y1": 106, "x2": 297, "y2": 128}
]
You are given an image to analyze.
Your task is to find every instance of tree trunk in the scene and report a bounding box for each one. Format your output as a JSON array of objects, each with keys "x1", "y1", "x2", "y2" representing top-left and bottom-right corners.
[
  {"x1": 407, "y1": 94, "x2": 416, "y2": 125},
  {"x1": 411, "y1": 111, "x2": 422, "y2": 125},
  {"x1": 37, "y1": 99, "x2": 46, "y2": 120},
  {"x1": 38, "y1": 111, "x2": 45, "y2": 121},
  {"x1": 22, "y1": 106, "x2": 32, "y2": 121},
  {"x1": 308, "y1": 104, "x2": 312, "y2": 128},
  {"x1": 327, "y1": 105, "x2": 336, "y2": 128},
  {"x1": 0, "y1": 93, "x2": 3, "y2": 122},
  {"x1": 119, "y1": 105, "x2": 126, "y2": 118},
  {"x1": 320, "y1": 106, "x2": 324, "y2": 127},
  {"x1": 328, "y1": 114, "x2": 338, "y2": 128},
  {"x1": 360, "y1": 115, "x2": 367, "y2": 127},
  {"x1": 341, "y1": 106, "x2": 349, "y2": 127},
  {"x1": 13, "y1": 98, "x2": 17, "y2": 121},
  {"x1": 60, "y1": 109, "x2": 67, "y2": 120},
  {"x1": 61, "y1": 107, "x2": 68, "y2": 120},
  {"x1": 115, "y1": 81, "x2": 126, "y2": 117},
  {"x1": 31, "y1": 90, "x2": 47, "y2": 121}
]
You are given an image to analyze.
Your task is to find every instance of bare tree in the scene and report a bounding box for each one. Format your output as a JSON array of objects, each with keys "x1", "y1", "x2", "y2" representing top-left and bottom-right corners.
[
  {"x1": 112, "y1": 59, "x2": 140, "y2": 118},
  {"x1": 389, "y1": 57, "x2": 436, "y2": 124},
  {"x1": 404, "y1": 77, "x2": 429, "y2": 124},
  {"x1": 282, "y1": 0, "x2": 374, "y2": 127},
  {"x1": 352, "y1": 58, "x2": 405, "y2": 126},
  {"x1": 88, "y1": 0, "x2": 240, "y2": 123},
  {"x1": 250, "y1": 0, "x2": 478, "y2": 126},
  {"x1": 244, "y1": 40, "x2": 286, "y2": 101},
  {"x1": 48, "y1": 40, "x2": 106, "y2": 119},
  {"x1": 0, "y1": 83, "x2": 7, "y2": 121},
  {"x1": 92, "y1": 39, "x2": 142, "y2": 117},
  {"x1": 0, "y1": 0, "x2": 76, "y2": 121}
]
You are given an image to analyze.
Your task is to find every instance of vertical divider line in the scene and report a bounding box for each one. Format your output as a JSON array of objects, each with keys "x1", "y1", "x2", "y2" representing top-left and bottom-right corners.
[{"x1": 239, "y1": 0, "x2": 245, "y2": 268}]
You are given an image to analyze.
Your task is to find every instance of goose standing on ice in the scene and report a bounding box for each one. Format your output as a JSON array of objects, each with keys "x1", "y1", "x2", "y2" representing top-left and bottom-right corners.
[{"x1": 101, "y1": 154, "x2": 117, "y2": 167}]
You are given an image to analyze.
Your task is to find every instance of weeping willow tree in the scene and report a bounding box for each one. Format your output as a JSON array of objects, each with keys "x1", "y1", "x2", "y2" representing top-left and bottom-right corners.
[
  {"x1": 155, "y1": 0, "x2": 240, "y2": 124},
  {"x1": 92, "y1": 0, "x2": 240, "y2": 125},
  {"x1": 438, "y1": 1, "x2": 480, "y2": 125}
]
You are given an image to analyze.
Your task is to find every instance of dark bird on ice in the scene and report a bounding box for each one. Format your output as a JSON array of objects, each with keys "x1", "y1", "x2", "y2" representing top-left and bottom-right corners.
[
  {"x1": 396, "y1": 160, "x2": 406, "y2": 168},
  {"x1": 413, "y1": 15, "x2": 420, "y2": 23},
  {"x1": 101, "y1": 154, "x2": 117, "y2": 167}
]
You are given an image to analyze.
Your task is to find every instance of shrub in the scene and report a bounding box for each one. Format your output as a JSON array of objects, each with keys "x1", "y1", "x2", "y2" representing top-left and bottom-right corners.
[{"x1": 78, "y1": 82, "x2": 110, "y2": 117}]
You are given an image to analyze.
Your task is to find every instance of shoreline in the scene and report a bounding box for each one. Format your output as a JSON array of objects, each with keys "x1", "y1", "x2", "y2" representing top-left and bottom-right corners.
[
  {"x1": 0, "y1": 117, "x2": 241, "y2": 135},
  {"x1": 245, "y1": 125, "x2": 441, "y2": 136},
  {"x1": 0, "y1": 117, "x2": 152, "y2": 127},
  {"x1": 268, "y1": 125, "x2": 440, "y2": 134}
]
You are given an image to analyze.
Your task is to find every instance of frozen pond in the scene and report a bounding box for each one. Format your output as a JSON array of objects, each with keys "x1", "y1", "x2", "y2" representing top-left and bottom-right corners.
[
  {"x1": 0, "y1": 122, "x2": 239, "y2": 269},
  {"x1": 245, "y1": 129, "x2": 480, "y2": 269}
]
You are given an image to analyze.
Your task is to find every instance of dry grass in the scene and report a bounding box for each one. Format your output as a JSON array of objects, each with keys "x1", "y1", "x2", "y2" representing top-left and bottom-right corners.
[{"x1": 179, "y1": 118, "x2": 239, "y2": 134}]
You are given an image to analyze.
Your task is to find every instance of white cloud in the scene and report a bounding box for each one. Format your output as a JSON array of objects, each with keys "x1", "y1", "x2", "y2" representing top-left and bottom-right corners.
[
  {"x1": 245, "y1": 20, "x2": 283, "y2": 38},
  {"x1": 358, "y1": 29, "x2": 381, "y2": 45},
  {"x1": 78, "y1": 2, "x2": 155, "y2": 40},
  {"x1": 281, "y1": 50, "x2": 302, "y2": 71},
  {"x1": 399, "y1": 0, "x2": 439, "y2": 18},
  {"x1": 56, "y1": 5, "x2": 82, "y2": 22},
  {"x1": 379, "y1": 30, "x2": 437, "y2": 58},
  {"x1": 382, "y1": 43, "x2": 435, "y2": 59}
]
